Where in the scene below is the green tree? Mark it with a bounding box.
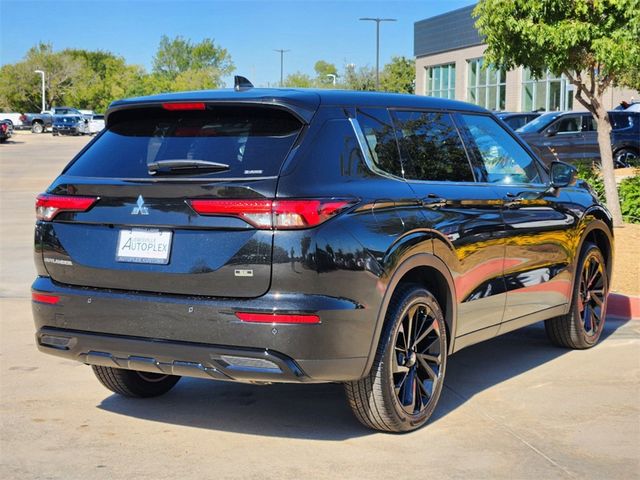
[152,35,234,88]
[284,72,314,88]
[342,64,376,91]
[0,43,83,112]
[474,0,640,226]
[380,56,414,94]
[314,60,338,86]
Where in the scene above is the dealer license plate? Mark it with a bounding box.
[116,228,172,264]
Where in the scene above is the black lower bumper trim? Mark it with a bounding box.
[37,327,308,384]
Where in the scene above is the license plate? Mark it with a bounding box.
[116,228,172,264]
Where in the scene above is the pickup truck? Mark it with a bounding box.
[20,107,84,133]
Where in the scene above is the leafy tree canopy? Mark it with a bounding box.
[152,35,234,81]
[475,0,640,225]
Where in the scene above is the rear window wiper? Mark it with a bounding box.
[148,159,230,174]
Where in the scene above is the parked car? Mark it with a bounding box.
[32,86,613,433]
[516,110,639,167]
[20,107,84,133]
[87,114,105,135]
[0,120,13,143]
[1,112,28,130]
[52,115,88,136]
[496,111,541,130]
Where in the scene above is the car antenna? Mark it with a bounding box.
[234,76,254,91]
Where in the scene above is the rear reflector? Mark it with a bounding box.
[32,292,60,304]
[36,193,97,221]
[162,102,206,111]
[189,198,353,229]
[235,312,320,324]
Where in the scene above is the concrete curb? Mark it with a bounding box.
[607,293,640,320]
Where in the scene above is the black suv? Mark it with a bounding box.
[32,87,613,432]
[517,110,639,167]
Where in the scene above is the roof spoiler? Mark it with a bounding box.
[234,76,254,91]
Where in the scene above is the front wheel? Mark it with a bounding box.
[92,365,180,398]
[545,242,608,349]
[345,284,447,432]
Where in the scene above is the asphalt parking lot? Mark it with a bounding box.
[1,132,639,479]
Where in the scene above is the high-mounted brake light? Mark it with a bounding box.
[188,198,354,229]
[235,312,320,324]
[162,102,206,111]
[32,292,60,305]
[36,194,97,221]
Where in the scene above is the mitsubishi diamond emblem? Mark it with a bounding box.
[131,195,149,215]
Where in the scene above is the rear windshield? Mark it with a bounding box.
[64,106,303,178]
[516,112,561,133]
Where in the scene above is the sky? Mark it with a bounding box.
[0,0,476,87]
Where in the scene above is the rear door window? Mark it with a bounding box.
[64,105,303,178]
[356,108,403,177]
[392,110,474,182]
[459,114,543,184]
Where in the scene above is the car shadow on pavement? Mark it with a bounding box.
[97,317,629,440]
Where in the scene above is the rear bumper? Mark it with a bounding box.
[37,327,308,383]
[32,276,373,383]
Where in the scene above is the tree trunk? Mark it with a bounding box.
[593,102,624,226]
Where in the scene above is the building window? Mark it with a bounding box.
[467,58,506,111]
[522,69,573,112]
[425,63,456,99]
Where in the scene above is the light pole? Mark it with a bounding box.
[34,70,46,112]
[274,49,290,87]
[359,17,396,90]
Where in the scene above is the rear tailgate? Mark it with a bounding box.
[38,103,305,298]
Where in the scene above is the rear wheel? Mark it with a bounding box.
[31,121,44,134]
[545,242,608,349]
[345,284,447,432]
[614,148,638,168]
[92,365,180,397]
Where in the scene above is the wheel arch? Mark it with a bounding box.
[573,215,614,294]
[360,253,457,378]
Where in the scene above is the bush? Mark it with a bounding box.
[576,163,639,224]
[619,172,640,224]
[576,162,605,202]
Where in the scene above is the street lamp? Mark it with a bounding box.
[34,70,46,112]
[274,49,290,87]
[359,17,396,90]
[326,74,337,86]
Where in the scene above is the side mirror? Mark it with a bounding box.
[549,161,577,188]
[545,126,558,137]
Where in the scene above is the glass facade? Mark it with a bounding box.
[522,69,573,112]
[425,63,456,99]
[466,58,506,111]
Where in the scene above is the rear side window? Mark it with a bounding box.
[392,110,474,182]
[460,114,543,184]
[64,106,302,178]
[357,108,403,177]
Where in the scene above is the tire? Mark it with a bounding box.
[345,284,448,433]
[545,242,608,349]
[614,148,638,168]
[32,121,44,134]
[91,365,180,398]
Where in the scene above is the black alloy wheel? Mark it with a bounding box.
[392,301,444,416]
[345,285,447,432]
[545,242,608,349]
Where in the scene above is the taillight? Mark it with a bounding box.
[235,312,320,324]
[189,198,354,229]
[162,102,206,111]
[35,193,98,221]
[32,292,60,304]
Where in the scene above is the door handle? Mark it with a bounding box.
[421,194,447,208]
[503,192,524,209]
